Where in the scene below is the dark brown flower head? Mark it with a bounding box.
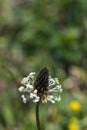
[34,67,49,95]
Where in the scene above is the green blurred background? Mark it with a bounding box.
[0,0,87,130]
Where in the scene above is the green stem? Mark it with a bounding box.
[36,102,41,130]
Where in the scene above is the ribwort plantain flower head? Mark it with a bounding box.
[18,67,62,104]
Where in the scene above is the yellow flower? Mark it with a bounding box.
[68,122,79,130]
[69,100,81,112]
[68,117,79,130]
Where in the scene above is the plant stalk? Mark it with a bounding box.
[36,102,41,130]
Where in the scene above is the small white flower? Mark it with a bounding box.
[18,67,62,104]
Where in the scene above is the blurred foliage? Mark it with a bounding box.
[0,0,87,130]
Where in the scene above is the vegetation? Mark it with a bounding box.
[0,0,87,130]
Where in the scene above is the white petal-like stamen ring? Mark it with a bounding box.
[18,72,62,104]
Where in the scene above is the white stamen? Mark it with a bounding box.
[57,85,62,89]
[30,93,37,99]
[33,89,37,94]
[57,96,61,101]
[26,84,33,90]
[21,77,29,85]
[29,72,35,76]
[54,96,61,102]
[55,78,59,84]
[33,96,40,102]
[49,78,55,86]
[21,95,27,103]
[59,88,63,93]
[51,100,55,103]
[47,97,55,103]
[18,86,24,92]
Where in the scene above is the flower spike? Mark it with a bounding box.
[18,67,62,104]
